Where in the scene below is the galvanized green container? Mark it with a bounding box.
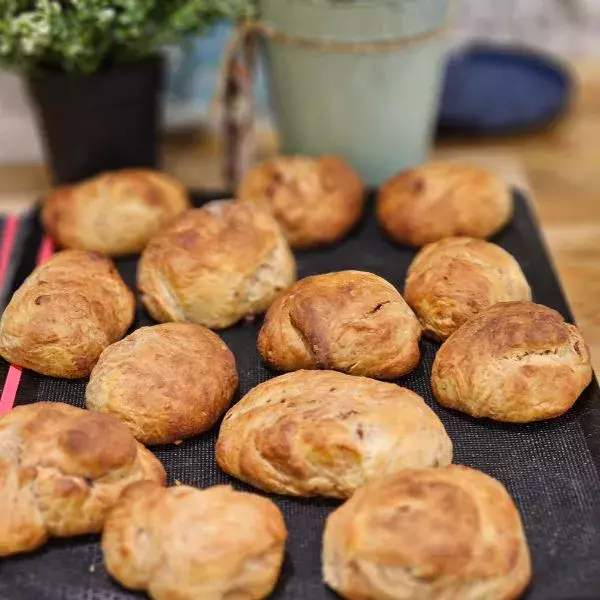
[259,0,452,185]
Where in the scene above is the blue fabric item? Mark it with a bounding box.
[166,22,270,118]
[438,45,572,136]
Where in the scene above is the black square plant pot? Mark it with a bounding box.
[27,57,164,185]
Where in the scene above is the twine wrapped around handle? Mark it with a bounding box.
[214,25,258,190]
[214,5,456,189]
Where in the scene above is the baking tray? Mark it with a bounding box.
[1,191,600,600]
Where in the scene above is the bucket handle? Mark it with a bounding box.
[214,3,456,189]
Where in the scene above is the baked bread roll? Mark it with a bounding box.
[103,482,286,600]
[86,323,238,445]
[237,155,365,249]
[258,271,421,379]
[377,162,513,246]
[42,169,190,256]
[138,200,296,329]
[0,250,135,378]
[0,402,166,557]
[323,465,531,600]
[216,370,452,498]
[405,237,531,341]
[432,302,592,422]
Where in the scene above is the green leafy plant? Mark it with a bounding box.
[0,0,250,73]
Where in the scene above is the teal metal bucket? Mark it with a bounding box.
[258,0,452,185]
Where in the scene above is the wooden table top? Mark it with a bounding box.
[1,57,599,370]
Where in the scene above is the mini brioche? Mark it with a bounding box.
[86,323,238,445]
[258,271,421,379]
[432,301,592,422]
[42,169,190,256]
[102,482,287,600]
[0,250,134,378]
[323,465,532,600]
[405,237,531,341]
[377,162,513,246]
[238,155,365,249]
[138,200,296,329]
[216,370,452,498]
[0,402,166,557]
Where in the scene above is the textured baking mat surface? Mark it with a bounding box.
[1,191,600,600]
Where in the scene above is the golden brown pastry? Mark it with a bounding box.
[42,169,190,256]
[0,402,166,557]
[323,465,531,600]
[432,302,592,422]
[0,250,135,378]
[138,200,296,329]
[258,271,421,379]
[377,162,513,246]
[102,482,287,600]
[216,370,452,498]
[86,323,238,445]
[237,155,365,249]
[405,237,531,341]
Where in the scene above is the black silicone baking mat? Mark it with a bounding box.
[1,191,600,600]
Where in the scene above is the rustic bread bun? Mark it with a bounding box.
[432,302,592,422]
[138,200,296,329]
[405,237,531,341]
[42,169,190,256]
[0,250,135,378]
[216,370,452,498]
[86,323,238,445]
[258,271,421,379]
[0,402,166,557]
[323,465,531,600]
[377,162,513,246]
[237,155,365,249]
[102,482,286,600]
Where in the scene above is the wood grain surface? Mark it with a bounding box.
[0,58,598,370]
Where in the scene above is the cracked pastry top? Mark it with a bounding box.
[86,323,238,445]
[42,169,190,256]
[138,200,297,329]
[432,301,592,422]
[257,270,421,379]
[0,402,166,557]
[102,483,286,600]
[237,155,365,249]
[377,162,513,247]
[405,237,531,341]
[322,465,532,600]
[216,370,452,498]
[0,249,135,378]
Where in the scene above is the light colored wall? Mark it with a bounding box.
[452,0,600,54]
[0,73,43,163]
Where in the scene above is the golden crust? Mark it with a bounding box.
[0,402,166,557]
[216,370,452,498]
[0,250,135,378]
[432,302,593,422]
[42,169,190,256]
[377,162,513,247]
[258,271,421,379]
[102,482,287,600]
[237,155,365,249]
[86,323,238,445]
[138,200,297,329]
[405,238,531,341]
[322,465,532,600]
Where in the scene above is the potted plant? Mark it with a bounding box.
[0,0,248,184]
